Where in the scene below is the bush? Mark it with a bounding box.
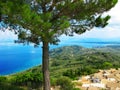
[56,76,74,90]
[0,84,24,90]
[50,77,57,87]
[0,76,7,83]
[11,72,43,89]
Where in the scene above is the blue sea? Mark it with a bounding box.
[0,38,120,75]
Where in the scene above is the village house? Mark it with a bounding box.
[75,68,120,90]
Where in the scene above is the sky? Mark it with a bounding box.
[77,0,120,39]
[0,0,120,41]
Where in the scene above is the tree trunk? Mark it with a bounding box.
[42,41,51,90]
[0,12,1,22]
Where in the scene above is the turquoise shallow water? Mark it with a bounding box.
[0,40,120,75]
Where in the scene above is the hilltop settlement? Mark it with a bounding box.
[74,68,120,90]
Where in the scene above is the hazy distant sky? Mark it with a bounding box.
[78,0,120,39]
[0,0,120,41]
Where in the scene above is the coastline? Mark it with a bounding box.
[0,43,120,75]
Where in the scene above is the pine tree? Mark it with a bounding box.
[0,0,118,90]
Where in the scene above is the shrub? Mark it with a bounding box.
[0,76,7,83]
[56,76,74,90]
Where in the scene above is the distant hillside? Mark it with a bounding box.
[11,45,120,78]
[50,45,96,60]
[50,45,120,60]
[17,45,120,78]
[1,45,120,90]
[95,45,120,56]
[48,45,120,78]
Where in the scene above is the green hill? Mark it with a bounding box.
[49,45,120,78]
[1,45,120,90]
[95,45,120,56]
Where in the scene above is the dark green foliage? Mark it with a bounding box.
[0,76,24,90]
[0,76,7,83]
[11,72,43,89]
[51,60,61,67]
[63,67,97,79]
[56,77,74,90]
[95,15,111,27]
[50,77,57,87]
[103,62,113,69]
[0,84,24,90]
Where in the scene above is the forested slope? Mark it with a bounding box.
[1,45,120,90]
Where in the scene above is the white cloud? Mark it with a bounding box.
[108,0,120,25]
[79,27,120,39]
[59,0,120,40]
[77,0,120,39]
[0,29,17,41]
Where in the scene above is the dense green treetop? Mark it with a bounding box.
[0,0,118,45]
